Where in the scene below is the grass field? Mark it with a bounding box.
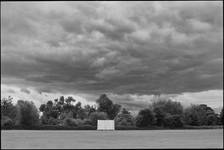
[1,129,223,149]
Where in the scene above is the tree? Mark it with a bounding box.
[136,109,155,127]
[221,108,223,125]
[120,108,130,114]
[16,100,39,126]
[150,97,184,127]
[65,96,76,105]
[163,114,184,128]
[59,96,65,105]
[89,112,108,126]
[1,96,17,123]
[84,104,96,116]
[153,107,166,126]
[96,94,121,119]
[1,116,14,128]
[183,104,217,126]
[207,114,217,125]
[150,97,183,115]
[115,108,135,126]
[184,107,200,126]
[110,104,122,119]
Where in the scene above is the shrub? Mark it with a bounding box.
[63,118,78,127]
[48,117,61,125]
[83,119,92,125]
[63,118,85,127]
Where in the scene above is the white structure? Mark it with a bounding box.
[97,120,115,130]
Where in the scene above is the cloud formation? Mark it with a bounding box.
[1,2,223,109]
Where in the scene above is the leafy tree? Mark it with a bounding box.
[89,112,108,126]
[84,104,96,116]
[39,96,77,124]
[183,104,217,126]
[65,96,76,105]
[150,97,183,127]
[120,108,130,114]
[221,108,223,125]
[184,107,200,126]
[16,100,39,126]
[150,97,183,115]
[39,104,46,112]
[136,109,155,127]
[163,114,184,128]
[1,96,17,121]
[153,107,166,126]
[59,96,65,105]
[115,108,135,126]
[1,116,14,128]
[96,94,121,119]
[207,114,217,125]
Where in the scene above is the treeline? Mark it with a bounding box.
[1,94,223,129]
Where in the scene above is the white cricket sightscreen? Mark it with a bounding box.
[97,120,115,130]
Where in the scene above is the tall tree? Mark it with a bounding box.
[136,108,155,127]
[16,100,39,126]
[115,108,135,126]
[96,94,121,119]
[1,96,17,121]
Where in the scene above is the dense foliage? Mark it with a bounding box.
[149,97,184,128]
[183,104,219,126]
[136,109,155,127]
[1,94,223,129]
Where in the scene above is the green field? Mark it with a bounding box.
[1,129,223,149]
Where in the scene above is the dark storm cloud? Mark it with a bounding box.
[1,2,223,103]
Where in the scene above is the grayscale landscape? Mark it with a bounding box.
[1,1,223,149]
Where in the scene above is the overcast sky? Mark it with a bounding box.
[1,1,223,112]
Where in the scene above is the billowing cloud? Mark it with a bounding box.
[1,2,223,109]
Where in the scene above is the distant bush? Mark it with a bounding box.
[63,118,78,127]
[48,117,61,125]
[83,119,92,125]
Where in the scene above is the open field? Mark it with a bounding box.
[1,129,223,149]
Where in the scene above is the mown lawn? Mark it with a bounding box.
[1,129,223,149]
